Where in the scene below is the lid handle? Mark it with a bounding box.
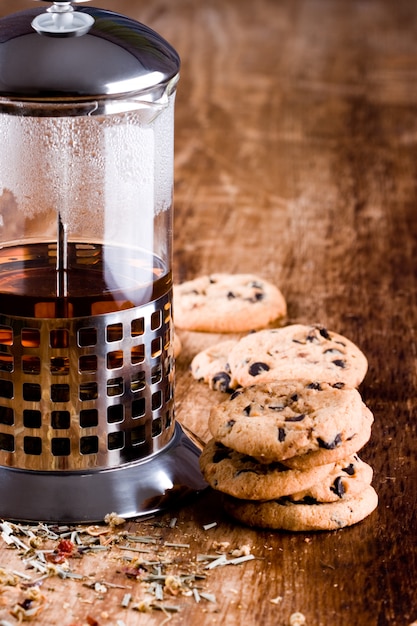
[31,0,94,37]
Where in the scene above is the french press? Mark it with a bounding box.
[0,0,206,522]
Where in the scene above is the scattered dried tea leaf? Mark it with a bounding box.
[104,513,126,527]
[86,526,110,537]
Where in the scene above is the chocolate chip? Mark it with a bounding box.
[342,463,355,476]
[331,382,345,389]
[235,469,259,477]
[290,394,299,402]
[285,414,305,422]
[243,404,252,416]
[212,372,232,393]
[332,359,346,368]
[330,476,346,498]
[212,444,231,463]
[227,291,236,299]
[248,362,270,376]
[307,382,322,390]
[230,389,243,400]
[319,327,331,340]
[225,419,236,430]
[247,292,264,303]
[278,427,286,442]
[318,433,342,449]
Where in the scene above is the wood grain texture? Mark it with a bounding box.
[0,1,416,625]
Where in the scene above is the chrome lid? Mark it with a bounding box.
[0,2,180,100]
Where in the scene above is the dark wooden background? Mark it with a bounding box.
[0,1,416,625]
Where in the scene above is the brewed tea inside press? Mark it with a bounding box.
[0,0,206,522]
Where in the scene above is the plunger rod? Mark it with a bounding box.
[56,213,69,318]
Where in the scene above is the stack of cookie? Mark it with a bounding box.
[200,380,377,531]
[174,274,378,531]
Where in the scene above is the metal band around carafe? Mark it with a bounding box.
[0,291,175,472]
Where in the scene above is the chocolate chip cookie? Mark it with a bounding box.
[223,485,378,531]
[199,439,334,500]
[228,324,368,388]
[173,273,287,332]
[208,380,367,463]
[190,339,238,392]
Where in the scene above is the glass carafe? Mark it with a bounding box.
[0,0,206,523]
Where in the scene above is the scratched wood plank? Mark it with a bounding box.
[0,1,416,625]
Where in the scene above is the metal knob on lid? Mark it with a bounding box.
[0,3,206,523]
[31,0,95,37]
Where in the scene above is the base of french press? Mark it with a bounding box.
[0,423,207,524]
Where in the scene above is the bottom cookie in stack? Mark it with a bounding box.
[222,485,378,531]
[201,380,378,531]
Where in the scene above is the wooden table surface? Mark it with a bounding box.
[0,1,416,625]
